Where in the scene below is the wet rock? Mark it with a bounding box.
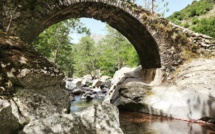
[81,90,97,99]
[71,88,83,95]
[91,87,101,93]
[82,86,92,91]
[208,119,215,124]
[101,87,109,93]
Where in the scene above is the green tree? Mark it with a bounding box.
[95,25,139,76]
[71,25,139,77]
[33,19,90,77]
[72,36,97,77]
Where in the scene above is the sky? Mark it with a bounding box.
[71,0,195,43]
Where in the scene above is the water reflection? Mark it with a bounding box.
[120,111,215,134]
[70,95,104,112]
[70,97,215,134]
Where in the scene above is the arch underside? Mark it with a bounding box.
[9,1,162,68]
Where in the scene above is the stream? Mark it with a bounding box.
[70,95,215,134]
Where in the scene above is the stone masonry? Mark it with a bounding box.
[0,0,215,83]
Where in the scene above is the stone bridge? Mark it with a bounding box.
[0,0,215,90]
[1,1,215,133]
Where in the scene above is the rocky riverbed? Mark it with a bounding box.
[1,34,215,133]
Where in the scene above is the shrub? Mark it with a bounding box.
[192,17,199,24]
[173,19,181,25]
[168,0,214,22]
[184,22,190,28]
[192,17,215,38]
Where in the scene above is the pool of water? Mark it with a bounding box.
[70,95,104,112]
[70,96,215,134]
[120,111,215,134]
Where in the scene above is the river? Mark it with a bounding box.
[70,95,215,134]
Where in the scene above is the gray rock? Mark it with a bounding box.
[99,75,111,82]
[92,79,102,88]
[13,85,69,120]
[100,79,112,89]
[0,99,24,134]
[71,88,83,95]
[106,59,215,120]
[16,68,64,89]
[65,78,82,90]
[21,102,123,134]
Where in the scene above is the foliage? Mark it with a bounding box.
[168,0,215,38]
[168,0,214,20]
[33,19,90,77]
[192,17,199,24]
[95,25,139,76]
[33,21,139,78]
[72,36,97,77]
[171,19,181,25]
[184,22,190,28]
[192,17,215,38]
[72,25,139,77]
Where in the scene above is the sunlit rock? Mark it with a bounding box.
[0,98,27,134]
[21,102,123,134]
[106,59,215,121]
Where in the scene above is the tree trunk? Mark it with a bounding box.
[151,0,154,14]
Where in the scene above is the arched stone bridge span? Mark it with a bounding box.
[1,0,161,69]
[1,0,215,79]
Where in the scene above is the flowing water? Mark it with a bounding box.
[70,95,104,112]
[70,96,215,134]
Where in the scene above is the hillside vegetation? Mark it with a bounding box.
[168,0,215,38]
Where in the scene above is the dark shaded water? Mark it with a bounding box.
[70,96,215,134]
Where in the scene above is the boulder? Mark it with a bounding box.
[105,59,215,121]
[99,75,111,82]
[0,34,69,132]
[0,99,25,134]
[71,88,83,95]
[91,87,101,93]
[82,75,93,86]
[81,91,93,100]
[100,79,112,90]
[65,78,82,90]
[78,102,123,134]
[82,86,92,91]
[0,34,64,93]
[83,74,93,81]
[21,102,123,134]
[13,85,69,120]
[92,79,102,88]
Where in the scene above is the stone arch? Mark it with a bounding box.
[1,0,214,81]
[0,0,161,69]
